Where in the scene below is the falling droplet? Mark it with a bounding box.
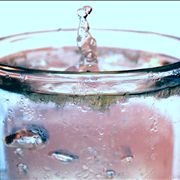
[49,149,79,163]
[17,163,28,175]
[105,169,116,179]
[76,5,98,71]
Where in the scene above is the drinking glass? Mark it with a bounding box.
[0,29,180,179]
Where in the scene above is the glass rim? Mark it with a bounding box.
[0,28,179,75]
[0,28,179,95]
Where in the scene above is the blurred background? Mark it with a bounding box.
[0,1,180,37]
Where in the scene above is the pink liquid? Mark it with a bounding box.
[3,94,174,179]
[0,47,177,72]
[1,47,179,179]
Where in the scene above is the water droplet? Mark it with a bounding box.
[14,148,23,157]
[96,174,102,178]
[76,170,90,179]
[151,144,155,151]
[120,146,134,163]
[98,128,104,136]
[123,156,133,163]
[54,171,61,177]
[44,174,50,179]
[105,169,116,179]
[150,118,158,133]
[76,5,98,71]
[87,147,97,157]
[49,149,79,163]
[82,172,89,179]
[102,144,106,151]
[150,153,156,160]
[4,124,49,149]
[19,74,26,82]
[17,163,28,175]
[121,108,126,112]
[82,165,89,170]
[43,166,52,172]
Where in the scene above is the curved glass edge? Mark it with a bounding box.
[0,28,179,95]
[1,28,180,41]
[0,28,180,74]
[0,62,179,95]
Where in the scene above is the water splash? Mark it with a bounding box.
[77,5,98,71]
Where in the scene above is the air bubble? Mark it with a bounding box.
[122,156,133,163]
[150,118,158,133]
[105,169,116,179]
[120,146,134,163]
[49,149,79,163]
[82,165,89,170]
[82,172,89,179]
[17,163,28,175]
[87,147,97,157]
[14,148,23,157]
[98,128,104,136]
[4,124,49,149]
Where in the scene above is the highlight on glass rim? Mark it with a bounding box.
[0,3,180,180]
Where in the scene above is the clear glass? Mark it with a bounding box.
[0,29,180,179]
